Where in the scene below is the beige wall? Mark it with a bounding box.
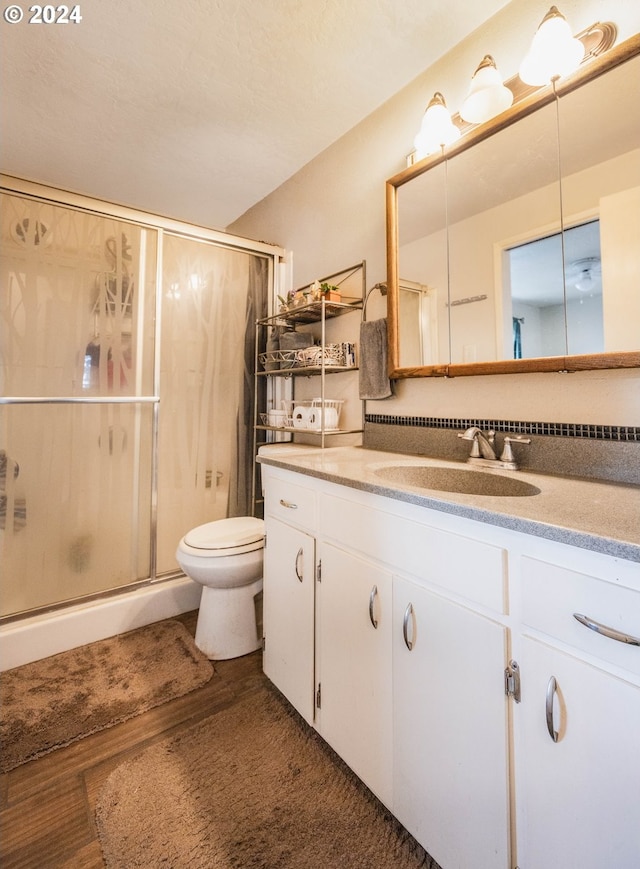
[230,0,640,425]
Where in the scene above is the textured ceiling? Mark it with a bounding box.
[1,0,512,229]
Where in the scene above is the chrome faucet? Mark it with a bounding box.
[458,427,497,460]
[458,427,531,471]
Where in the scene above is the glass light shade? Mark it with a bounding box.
[574,269,594,292]
[460,55,514,124]
[519,6,584,86]
[414,92,460,159]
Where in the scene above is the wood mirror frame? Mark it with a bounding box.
[386,32,640,378]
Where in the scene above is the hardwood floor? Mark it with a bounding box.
[0,612,268,869]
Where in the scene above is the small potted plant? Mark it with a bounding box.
[320,282,341,302]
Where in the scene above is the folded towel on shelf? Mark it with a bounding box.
[358,318,393,400]
[278,330,313,369]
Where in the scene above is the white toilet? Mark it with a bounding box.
[176,516,265,660]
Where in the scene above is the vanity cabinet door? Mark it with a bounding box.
[262,516,315,724]
[518,637,640,869]
[393,574,510,869]
[316,542,393,807]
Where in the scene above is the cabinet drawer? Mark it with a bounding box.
[320,493,506,612]
[521,556,640,677]
[264,474,316,531]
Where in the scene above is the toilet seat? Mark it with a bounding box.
[182,517,264,557]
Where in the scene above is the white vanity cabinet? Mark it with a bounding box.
[260,461,640,869]
[317,482,511,868]
[315,542,393,806]
[262,472,317,724]
[514,554,640,869]
[393,574,510,869]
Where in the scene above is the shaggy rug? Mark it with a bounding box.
[96,685,439,869]
[0,619,213,772]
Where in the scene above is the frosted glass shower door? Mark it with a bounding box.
[156,235,267,573]
[0,193,157,617]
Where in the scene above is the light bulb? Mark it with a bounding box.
[414,92,460,159]
[460,55,514,124]
[575,269,593,292]
[519,6,584,86]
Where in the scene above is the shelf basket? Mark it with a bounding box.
[296,344,345,368]
[259,343,355,371]
[258,349,299,371]
[291,399,344,431]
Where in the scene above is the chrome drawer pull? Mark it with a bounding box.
[573,613,640,646]
[279,498,298,509]
[546,676,559,743]
[295,547,303,582]
[402,603,414,651]
[369,585,378,629]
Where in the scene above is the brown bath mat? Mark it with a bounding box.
[96,685,439,869]
[0,619,213,772]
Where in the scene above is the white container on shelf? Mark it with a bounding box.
[308,398,343,430]
[268,409,287,427]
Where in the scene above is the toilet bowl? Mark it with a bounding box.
[176,516,265,660]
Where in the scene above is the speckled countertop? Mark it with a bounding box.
[258,444,640,563]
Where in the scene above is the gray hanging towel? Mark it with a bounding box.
[358,318,393,400]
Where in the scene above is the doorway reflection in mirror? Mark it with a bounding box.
[506,220,603,359]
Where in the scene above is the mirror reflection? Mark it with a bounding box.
[508,220,602,359]
[397,162,448,367]
[389,39,640,376]
[558,52,640,354]
[446,100,562,364]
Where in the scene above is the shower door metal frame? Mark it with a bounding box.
[0,174,284,621]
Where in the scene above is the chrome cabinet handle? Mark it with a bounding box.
[279,498,298,509]
[573,613,640,646]
[546,676,559,743]
[294,547,303,582]
[369,585,378,629]
[402,602,414,651]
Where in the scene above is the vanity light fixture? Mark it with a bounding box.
[407,13,614,167]
[519,5,584,86]
[413,92,460,159]
[460,55,513,124]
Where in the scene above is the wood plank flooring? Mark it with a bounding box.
[0,611,268,869]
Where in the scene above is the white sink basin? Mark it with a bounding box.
[374,464,541,497]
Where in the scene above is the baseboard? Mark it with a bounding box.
[0,577,202,671]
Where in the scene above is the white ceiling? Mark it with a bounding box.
[1,0,512,229]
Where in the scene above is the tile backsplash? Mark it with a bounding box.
[364,416,640,486]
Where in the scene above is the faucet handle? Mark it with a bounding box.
[500,436,531,463]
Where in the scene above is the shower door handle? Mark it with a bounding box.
[294,547,304,582]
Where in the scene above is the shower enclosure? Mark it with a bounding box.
[0,183,280,621]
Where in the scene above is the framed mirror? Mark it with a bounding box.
[386,33,640,377]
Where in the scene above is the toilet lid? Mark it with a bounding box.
[184,517,265,551]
